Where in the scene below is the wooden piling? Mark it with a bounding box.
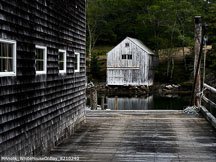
[90,88,97,110]
[115,96,118,110]
[193,16,202,106]
[101,96,105,110]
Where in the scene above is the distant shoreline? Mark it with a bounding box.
[86,83,192,96]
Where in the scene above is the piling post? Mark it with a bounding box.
[101,96,105,110]
[90,87,97,110]
[192,16,202,106]
[115,96,118,110]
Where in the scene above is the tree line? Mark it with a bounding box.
[87,0,216,81]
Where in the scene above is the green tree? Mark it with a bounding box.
[174,0,197,70]
[206,2,216,70]
[87,0,106,61]
[86,0,216,82]
[90,53,100,79]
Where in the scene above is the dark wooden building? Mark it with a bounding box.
[0,0,86,156]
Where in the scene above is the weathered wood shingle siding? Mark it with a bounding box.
[0,0,86,156]
[107,37,157,86]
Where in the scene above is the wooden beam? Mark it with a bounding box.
[204,83,216,94]
[200,106,216,129]
[201,95,216,108]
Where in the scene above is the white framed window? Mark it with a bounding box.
[74,52,80,73]
[0,39,16,77]
[35,45,47,74]
[122,54,132,60]
[122,54,127,59]
[58,49,67,73]
[128,54,132,60]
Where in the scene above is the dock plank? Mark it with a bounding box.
[48,110,216,161]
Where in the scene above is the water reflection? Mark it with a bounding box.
[107,96,153,110]
[87,93,191,110]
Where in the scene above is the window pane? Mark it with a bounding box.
[59,52,64,70]
[0,42,13,72]
[0,43,13,58]
[59,62,64,70]
[36,49,43,60]
[74,54,78,70]
[59,52,64,61]
[122,54,127,59]
[128,55,132,59]
[0,58,13,72]
[36,60,44,71]
[36,48,45,72]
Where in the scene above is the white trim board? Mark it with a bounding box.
[0,38,17,77]
[74,52,80,73]
[35,45,47,75]
[58,49,67,73]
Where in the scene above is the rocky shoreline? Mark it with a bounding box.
[86,82,192,96]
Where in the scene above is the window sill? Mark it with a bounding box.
[36,71,46,75]
[0,72,16,77]
[59,70,67,74]
[107,67,140,70]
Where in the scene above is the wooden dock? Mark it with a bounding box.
[49,110,216,161]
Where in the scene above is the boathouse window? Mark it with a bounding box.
[122,54,132,59]
[74,52,80,72]
[128,54,132,60]
[122,54,127,59]
[58,49,67,73]
[0,39,16,76]
[35,45,47,74]
[125,43,129,47]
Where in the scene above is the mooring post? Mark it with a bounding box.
[90,87,97,110]
[101,96,105,110]
[191,16,202,106]
[115,96,118,110]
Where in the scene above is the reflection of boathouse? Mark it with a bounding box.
[107,96,154,110]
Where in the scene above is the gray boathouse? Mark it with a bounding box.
[107,37,158,86]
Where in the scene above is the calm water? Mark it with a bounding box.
[87,93,191,110]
